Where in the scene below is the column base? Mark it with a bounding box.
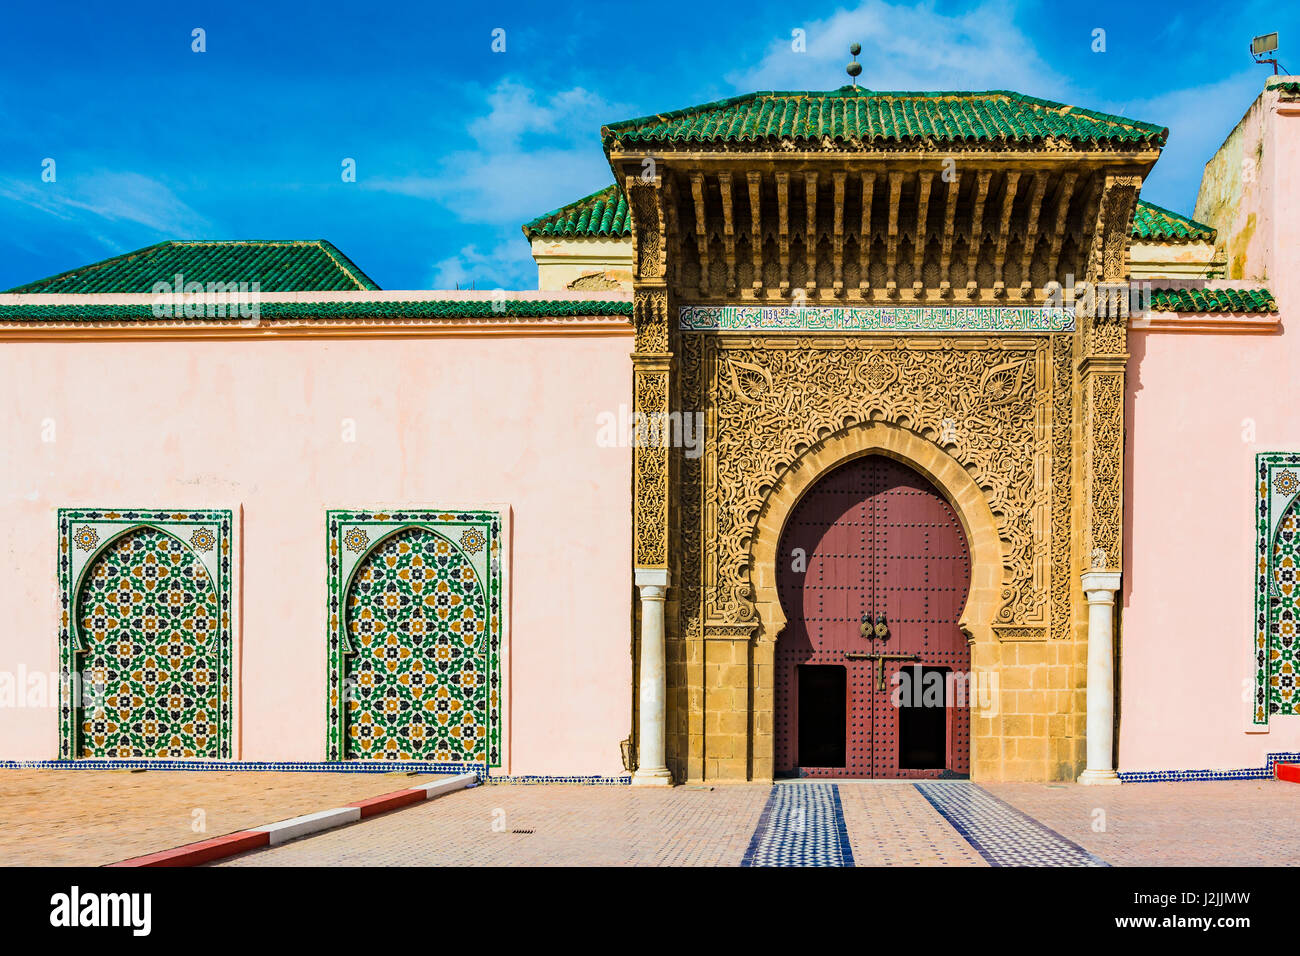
[1077,768,1121,786]
[631,768,674,788]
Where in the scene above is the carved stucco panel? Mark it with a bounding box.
[633,367,670,568]
[679,334,1072,640]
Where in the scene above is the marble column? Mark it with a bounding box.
[632,567,672,786]
[1078,569,1123,785]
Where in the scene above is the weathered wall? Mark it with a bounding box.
[0,332,633,776]
[1193,77,1300,283]
[530,237,634,292]
[1128,239,1218,280]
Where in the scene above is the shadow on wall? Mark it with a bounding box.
[1122,330,1147,612]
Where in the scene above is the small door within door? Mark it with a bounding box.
[897,665,949,770]
[797,665,847,768]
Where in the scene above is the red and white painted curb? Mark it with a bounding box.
[108,771,478,867]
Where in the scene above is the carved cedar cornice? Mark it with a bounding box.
[831,172,846,296]
[965,171,992,299]
[747,172,762,298]
[804,172,819,293]
[1016,173,1048,298]
[718,171,735,293]
[1046,171,1079,281]
[992,171,1021,295]
[631,157,1155,308]
[885,172,904,297]
[626,172,668,283]
[939,169,961,296]
[912,171,934,294]
[859,171,876,293]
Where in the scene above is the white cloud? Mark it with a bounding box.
[1105,70,1264,209]
[430,235,535,290]
[0,171,208,236]
[466,80,616,151]
[730,0,1069,98]
[366,79,633,228]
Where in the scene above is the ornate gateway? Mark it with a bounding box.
[607,87,1160,783]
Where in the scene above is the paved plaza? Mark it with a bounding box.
[0,769,444,866]
[214,778,1300,868]
[2,770,1294,867]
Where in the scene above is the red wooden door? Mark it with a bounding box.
[775,455,971,778]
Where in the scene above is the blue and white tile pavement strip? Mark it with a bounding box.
[741,783,856,867]
[915,781,1109,867]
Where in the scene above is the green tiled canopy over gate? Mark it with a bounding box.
[600,87,1169,149]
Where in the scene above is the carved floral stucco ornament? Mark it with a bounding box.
[678,333,1076,644]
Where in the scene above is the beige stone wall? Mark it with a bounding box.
[1128,239,1220,280]
[530,237,633,291]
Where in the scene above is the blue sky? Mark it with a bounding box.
[0,0,1294,291]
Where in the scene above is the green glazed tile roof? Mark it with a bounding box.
[5,240,380,293]
[602,88,1167,149]
[1149,287,1276,313]
[1131,200,1216,241]
[524,185,631,239]
[0,299,633,323]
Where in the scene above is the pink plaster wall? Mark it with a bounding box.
[1122,81,1300,772]
[0,333,633,775]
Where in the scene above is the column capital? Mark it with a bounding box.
[1080,569,1122,597]
[634,567,670,591]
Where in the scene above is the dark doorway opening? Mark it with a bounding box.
[898,666,949,769]
[797,665,846,768]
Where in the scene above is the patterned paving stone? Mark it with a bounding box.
[985,779,1300,867]
[185,777,1300,867]
[837,782,988,866]
[915,781,1108,866]
[741,783,855,867]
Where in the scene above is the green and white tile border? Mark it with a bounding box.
[325,507,509,768]
[56,507,237,759]
[1255,454,1300,725]
[678,305,1076,333]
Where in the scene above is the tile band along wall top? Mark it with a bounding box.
[678,305,1076,333]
